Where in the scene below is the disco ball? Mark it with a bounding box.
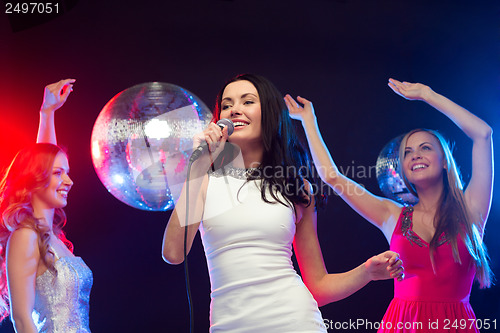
[91,82,212,211]
[376,135,418,205]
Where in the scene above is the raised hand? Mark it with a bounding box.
[284,94,316,122]
[40,78,76,113]
[365,251,404,282]
[37,78,75,144]
[388,78,432,101]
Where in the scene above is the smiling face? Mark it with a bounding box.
[219,80,263,150]
[402,131,446,187]
[31,151,73,213]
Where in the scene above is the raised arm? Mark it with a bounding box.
[293,190,403,307]
[162,123,229,264]
[37,79,75,144]
[388,79,493,228]
[284,95,402,241]
[6,229,40,333]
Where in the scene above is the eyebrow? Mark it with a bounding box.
[405,142,433,149]
[221,93,258,102]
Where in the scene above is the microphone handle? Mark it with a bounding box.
[189,144,206,164]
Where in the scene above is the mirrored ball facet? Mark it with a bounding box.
[91,82,212,211]
[376,135,418,205]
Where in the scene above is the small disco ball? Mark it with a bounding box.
[376,135,418,205]
[91,82,212,211]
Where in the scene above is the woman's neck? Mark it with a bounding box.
[414,181,444,214]
[237,142,264,169]
[33,208,55,230]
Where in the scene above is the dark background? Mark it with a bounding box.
[0,0,499,332]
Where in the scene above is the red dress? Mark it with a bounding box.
[378,206,478,333]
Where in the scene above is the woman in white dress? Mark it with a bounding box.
[162,74,404,332]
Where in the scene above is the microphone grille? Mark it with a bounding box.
[217,118,234,136]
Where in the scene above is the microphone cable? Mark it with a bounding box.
[140,123,195,333]
[182,119,234,333]
[184,159,195,333]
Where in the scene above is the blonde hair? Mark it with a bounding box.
[399,129,492,288]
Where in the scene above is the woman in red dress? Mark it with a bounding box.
[286,78,493,332]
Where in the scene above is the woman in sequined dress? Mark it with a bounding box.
[285,78,493,332]
[0,79,93,332]
[162,73,404,332]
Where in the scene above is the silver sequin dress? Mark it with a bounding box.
[32,246,93,332]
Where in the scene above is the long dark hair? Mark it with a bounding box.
[0,143,74,321]
[399,129,493,288]
[212,73,326,210]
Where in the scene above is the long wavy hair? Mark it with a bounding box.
[211,73,326,211]
[399,129,493,288]
[0,143,74,321]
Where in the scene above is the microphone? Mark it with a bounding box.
[215,118,235,136]
[189,118,234,163]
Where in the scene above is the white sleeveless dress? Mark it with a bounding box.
[200,166,326,332]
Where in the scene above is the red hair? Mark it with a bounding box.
[0,143,73,321]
